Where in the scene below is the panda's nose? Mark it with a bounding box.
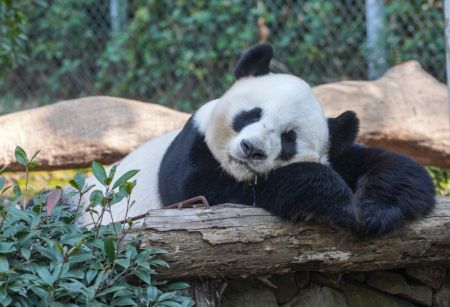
[240,139,267,160]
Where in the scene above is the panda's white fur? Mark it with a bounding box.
[75,73,329,225]
[74,130,178,225]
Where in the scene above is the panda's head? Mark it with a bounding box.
[204,44,329,182]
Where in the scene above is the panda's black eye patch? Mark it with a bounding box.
[279,130,297,160]
[232,107,262,132]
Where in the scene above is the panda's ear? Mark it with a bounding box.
[234,43,273,79]
[328,111,360,156]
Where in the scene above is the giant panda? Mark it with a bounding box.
[76,43,435,237]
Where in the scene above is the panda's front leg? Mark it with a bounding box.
[331,145,436,237]
[255,162,361,233]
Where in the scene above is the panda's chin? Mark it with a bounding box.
[227,155,263,181]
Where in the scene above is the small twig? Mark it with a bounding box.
[117,195,210,224]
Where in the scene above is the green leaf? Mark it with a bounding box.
[114,258,130,269]
[27,161,39,170]
[0,243,16,253]
[104,237,115,263]
[74,173,85,191]
[85,269,98,284]
[148,247,169,255]
[166,282,190,290]
[96,286,127,297]
[135,269,151,285]
[36,267,54,285]
[68,253,95,264]
[0,165,7,175]
[13,185,21,199]
[147,286,159,301]
[150,258,169,268]
[69,179,80,191]
[180,299,195,307]
[159,301,183,307]
[20,247,31,260]
[111,297,137,306]
[15,146,28,166]
[54,242,64,255]
[89,190,104,208]
[29,149,41,162]
[112,170,139,190]
[106,164,118,186]
[92,161,107,185]
[0,255,9,272]
[124,181,136,195]
[0,177,5,191]
[158,292,177,302]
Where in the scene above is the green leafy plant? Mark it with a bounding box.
[0,147,194,306]
[427,166,450,196]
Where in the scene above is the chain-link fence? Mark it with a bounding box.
[0,0,445,114]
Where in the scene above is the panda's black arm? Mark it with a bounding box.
[331,144,436,236]
[254,162,361,234]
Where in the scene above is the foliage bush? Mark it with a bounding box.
[0,0,30,71]
[428,166,450,196]
[0,147,194,306]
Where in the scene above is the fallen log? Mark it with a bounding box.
[131,197,450,280]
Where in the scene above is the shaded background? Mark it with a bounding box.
[0,0,445,114]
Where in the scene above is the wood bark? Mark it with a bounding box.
[0,61,448,170]
[129,197,450,280]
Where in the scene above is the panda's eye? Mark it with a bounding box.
[281,130,297,143]
[279,130,297,161]
[232,107,263,132]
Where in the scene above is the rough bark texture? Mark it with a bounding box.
[130,197,450,280]
[0,61,448,170]
[0,96,189,171]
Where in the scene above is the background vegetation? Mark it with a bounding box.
[0,0,445,113]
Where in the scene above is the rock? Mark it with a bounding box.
[404,266,446,289]
[0,96,190,170]
[434,278,450,307]
[1,61,448,170]
[269,273,300,304]
[366,271,433,306]
[295,271,311,289]
[311,272,344,290]
[220,279,278,307]
[344,272,365,283]
[343,282,416,307]
[285,285,348,307]
[315,61,450,167]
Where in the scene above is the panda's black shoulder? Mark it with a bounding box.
[158,114,251,206]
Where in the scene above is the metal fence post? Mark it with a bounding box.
[110,0,128,34]
[366,0,387,80]
[445,0,450,121]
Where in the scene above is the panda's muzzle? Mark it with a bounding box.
[228,155,259,174]
[240,139,267,161]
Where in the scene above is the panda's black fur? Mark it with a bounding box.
[159,44,435,237]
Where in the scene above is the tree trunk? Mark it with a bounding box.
[129,197,450,280]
